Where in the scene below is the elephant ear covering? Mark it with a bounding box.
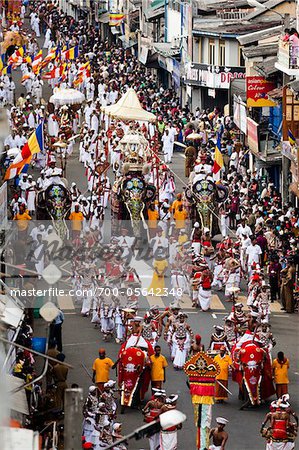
[215,185,229,203]
[123,163,130,174]
[185,187,195,203]
[142,163,150,175]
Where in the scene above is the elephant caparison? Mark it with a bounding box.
[185,178,228,235]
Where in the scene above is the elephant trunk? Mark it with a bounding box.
[125,199,145,237]
[196,203,212,232]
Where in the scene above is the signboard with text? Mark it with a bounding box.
[246,76,276,107]
[185,63,245,89]
[233,95,247,134]
[247,117,259,155]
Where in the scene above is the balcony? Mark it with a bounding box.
[275,39,299,76]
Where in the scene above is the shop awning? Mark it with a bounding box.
[255,57,278,77]
[98,12,110,23]
[288,79,299,94]
[144,6,164,21]
[118,35,137,48]
[267,86,283,100]
[150,0,165,9]
[0,294,24,329]
[152,42,180,58]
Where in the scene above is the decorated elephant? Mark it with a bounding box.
[1,31,28,55]
[118,336,153,413]
[36,183,71,238]
[185,178,228,235]
[232,341,275,409]
[112,171,156,237]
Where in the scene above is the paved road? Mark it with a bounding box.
[8,32,299,450]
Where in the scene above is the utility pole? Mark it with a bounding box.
[282,13,290,204]
[64,388,84,450]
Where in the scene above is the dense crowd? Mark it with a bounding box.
[1,1,298,449]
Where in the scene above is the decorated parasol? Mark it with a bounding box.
[102,88,156,122]
[49,88,85,106]
[186,133,202,141]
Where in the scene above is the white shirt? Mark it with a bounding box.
[236,224,252,238]
[246,244,262,265]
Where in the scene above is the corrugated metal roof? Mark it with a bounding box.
[193,18,281,36]
[152,42,180,57]
[237,25,282,45]
[242,43,278,58]
[255,57,279,76]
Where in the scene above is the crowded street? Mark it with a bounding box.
[0,0,299,449]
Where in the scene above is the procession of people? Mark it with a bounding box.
[1,1,298,449]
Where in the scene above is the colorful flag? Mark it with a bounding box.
[8,46,25,65]
[42,66,60,79]
[2,65,12,75]
[24,55,32,64]
[4,155,32,180]
[59,62,68,81]
[63,45,79,60]
[212,134,224,174]
[0,54,5,72]
[109,12,125,26]
[32,50,43,74]
[4,123,44,180]
[288,129,296,146]
[21,73,32,82]
[41,48,57,68]
[73,73,84,87]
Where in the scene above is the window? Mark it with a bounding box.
[208,39,215,65]
[239,45,245,67]
[198,38,202,63]
[219,40,225,66]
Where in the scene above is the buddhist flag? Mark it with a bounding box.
[24,55,32,64]
[63,45,79,60]
[21,73,32,82]
[8,46,25,65]
[109,12,125,26]
[4,123,44,180]
[2,65,12,75]
[41,48,56,68]
[0,54,5,72]
[42,66,60,79]
[32,50,43,74]
[59,62,68,81]
[288,129,296,146]
[212,133,224,175]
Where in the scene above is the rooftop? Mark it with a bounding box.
[192,17,282,36]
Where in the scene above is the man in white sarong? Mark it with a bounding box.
[161,129,174,163]
[26,176,36,215]
[160,395,180,450]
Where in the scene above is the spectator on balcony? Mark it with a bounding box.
[289,28,299,66]
[282,28,290,42]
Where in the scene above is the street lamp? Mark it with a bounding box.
[103,409,187,449]
[247,0,284,20]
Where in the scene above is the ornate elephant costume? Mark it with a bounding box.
[112,172,155,236]
[185,178,228,235]
[118,336,153,410]
[36,183,71,238]
[232,341,275,407]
